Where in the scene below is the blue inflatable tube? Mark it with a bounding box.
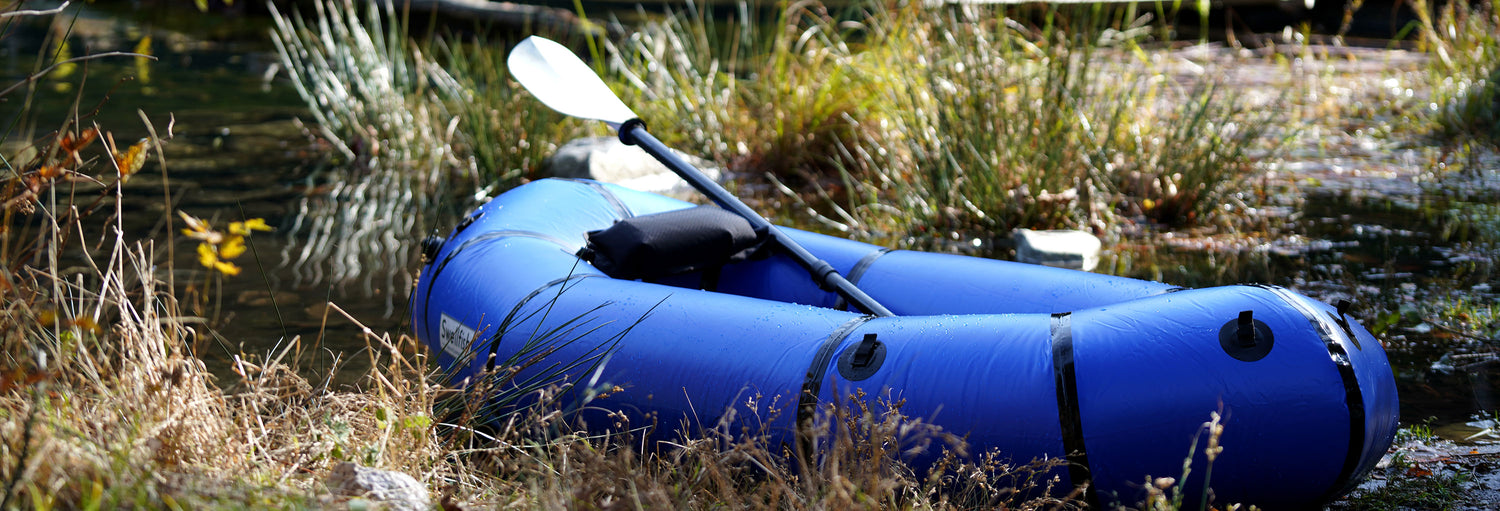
[412,178,1398,508]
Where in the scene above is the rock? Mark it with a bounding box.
[326,462,431,511]
[1013,228,1101,272]
[544,137,721,199]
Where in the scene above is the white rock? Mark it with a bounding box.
[1013,228,1101,272]
[327,462,431,511]
[544,136,721,198]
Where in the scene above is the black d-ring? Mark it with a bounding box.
[1220,310,1275,362]
[838,333,886,381]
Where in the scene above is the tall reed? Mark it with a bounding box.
[609,0,886,184]
[269,0,476,308]
[431,34,590,186]
[608,1,1277,249]
[1412,0,1500,146]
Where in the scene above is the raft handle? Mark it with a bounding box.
[852,334,880,367]
[1237,311,1257,347]
[421,234,445,264]
[1331,300,1362,350]
[455,210,482,234]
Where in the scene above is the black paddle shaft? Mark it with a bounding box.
[617,119,895,318]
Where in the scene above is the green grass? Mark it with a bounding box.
[431,34,591,186]
[599,1,1282,252]
[269,0,1499,255]
[1412,0,1500,147]
[867,4,1277,240]
[1340,470,1468,511]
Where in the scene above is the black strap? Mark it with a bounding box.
[1051,312,1096,505]
[699,265,724,291]
[795,317,874,458]
[1259,286,1369,505]
[831,248,891,311]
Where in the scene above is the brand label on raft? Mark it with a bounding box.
[439,313,477,359]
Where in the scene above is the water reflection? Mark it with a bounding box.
[1,3,397,381]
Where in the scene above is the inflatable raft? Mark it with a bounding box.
[412,178,1398,508]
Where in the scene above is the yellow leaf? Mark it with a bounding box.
[197,243,218,269]
[220,236,246,259]
[60,127,99,155]
[134,36,152,85]
[72,317,102,336]
[115,139,150,181]
[213,260,242,276]
[36,164,65,179]
[36,309,57,327]
[49,39,75,80]
[229,217,273,235]
[178,211,222,243]
[179,211,208,232]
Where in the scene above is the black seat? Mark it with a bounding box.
[579,206,767,281]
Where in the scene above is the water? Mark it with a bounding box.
[1,3,396,381]
[8,4,1498,433]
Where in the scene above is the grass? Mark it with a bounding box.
[267,0,483,306]
[599,1,1284,253]
[1340,471,1469,511]
[431,34,590,187]
[265,0,1499,253]
[866,4,1279,241]
[0,226,1088,509]
[1411,0,1500,147]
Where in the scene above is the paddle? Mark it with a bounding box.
[508,36,894,318]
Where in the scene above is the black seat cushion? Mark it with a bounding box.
[579,206,767,280]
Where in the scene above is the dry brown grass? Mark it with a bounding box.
[0,177,1080,508]
[0,216,1083,508]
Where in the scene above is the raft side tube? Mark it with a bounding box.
[471,275,863,444]
[1071,286,1350,508]
[411,179,1400,508]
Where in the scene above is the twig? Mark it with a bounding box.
[0,52,156,99]
[0,1,69,19]
[136,110,177,341]
[1427,319,1500,345]
[1458,357,1499,371]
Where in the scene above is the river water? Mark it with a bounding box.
[1,3,392,379]
[5,3,1497,440]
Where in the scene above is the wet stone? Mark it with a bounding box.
[544,136,721,198]
[325,462,431,511]
[1013,228,1102,272]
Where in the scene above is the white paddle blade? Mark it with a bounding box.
[508,36,637,126]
